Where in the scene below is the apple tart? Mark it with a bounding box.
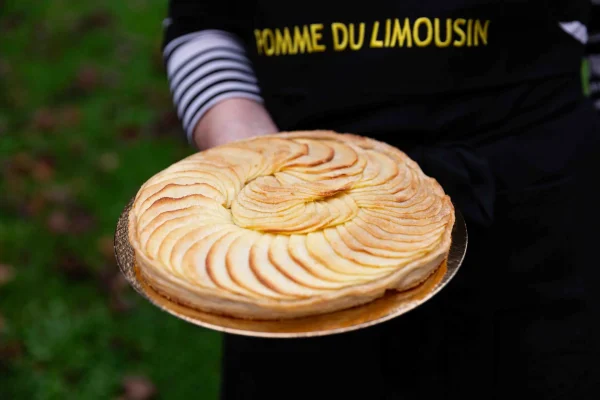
[128,131,455,320]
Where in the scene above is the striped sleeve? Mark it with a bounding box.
[162,1,261,143]
[587,0,600,109]
[163,30,263,142]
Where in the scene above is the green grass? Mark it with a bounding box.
[0,1,221,399]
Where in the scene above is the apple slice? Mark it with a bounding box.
[322,194,358,227]
[137,182,226,214]
[226,231,290,299]
[273,172,358,198]
[205,230,258,297]
[335,224,441,258]
[291,140,358,174]
[321,228,425,268]
[306,231,397,274]
[249,234,321,297]
[137,195,228,231]
[156,223,233,279]
[180,227,240,288]
[288,234,369,283]
[351,150,399,189]
[142,171,231,204]
[248,201,334,234]
[353,214,446,239]
[230,202,307,229]
[144,213,228,258]
[269,235,355,289]
[341,222,443,249]
[138,204,230,246]
[357,209,450,233]
[171,224,237,279]
[228,136,308,173]
[281,139,335,168]
[350,163,412,195]
[364,198,444,220]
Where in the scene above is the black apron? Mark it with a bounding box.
[220,1,600,398]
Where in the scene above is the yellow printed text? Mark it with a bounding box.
[254,18,490,56]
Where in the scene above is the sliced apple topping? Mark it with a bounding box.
[130,131,455,311]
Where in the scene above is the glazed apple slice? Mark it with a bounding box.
[140,170,231,205]
[230,202,307,230]
[352,216,446,241]
[249,201,334,234]
[322,194,358,227]
[137,182,226,214]
[306,231,397,274]
[365,198,445,220]
[341,222,443,250]
[180,227,240,288]
[228,136,309,173]
[249,234,320,297]
[204,230,258,297]
[352,150,399,189]
[350,162,412,194]
[321,228,426,268]
[281,139,334,168]
[170,224,237,279]
[357,209,450,232]
[248,176,321,203]
[335,224,441,258]
[269,234,355,289]
[273,172,358,198]
[226,231,290,299]
[138,203,230,246]
[291,140,358,174]
[352,182,434,210]
[288,234,369,283]
[182,162,244,195]
[158,223,234,279]
[144,213,229,259]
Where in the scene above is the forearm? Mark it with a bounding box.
[192,97,278,150]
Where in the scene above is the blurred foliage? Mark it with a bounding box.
[0,1,221,399]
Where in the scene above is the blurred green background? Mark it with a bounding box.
[0,2,593,399]
[0,1,222,399]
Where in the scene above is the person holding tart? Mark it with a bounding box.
[152,1,600,398]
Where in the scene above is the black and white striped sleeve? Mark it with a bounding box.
[162,1,262,143]
[587,1,600,110]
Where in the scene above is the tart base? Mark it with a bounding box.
[115,197,467,338]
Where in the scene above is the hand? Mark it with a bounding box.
[192,98,279,150]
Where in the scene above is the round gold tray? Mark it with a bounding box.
[115,198,467,338]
